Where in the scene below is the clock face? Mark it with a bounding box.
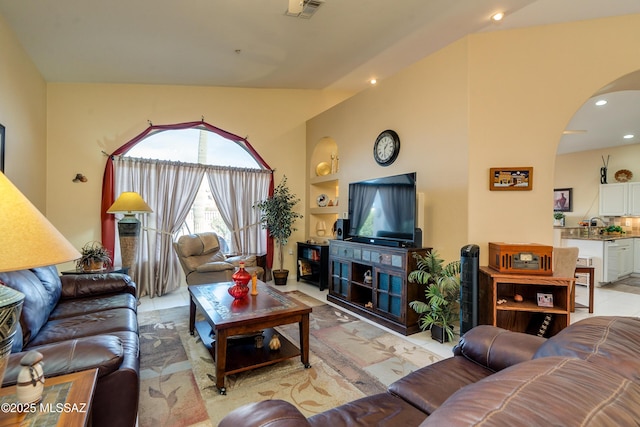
[373,130,400,166]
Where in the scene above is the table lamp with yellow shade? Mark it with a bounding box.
[107,192,153,275]
[0,172,81,385]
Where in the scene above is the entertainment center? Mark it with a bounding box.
[327,240,429,335]
[326,171,429,335]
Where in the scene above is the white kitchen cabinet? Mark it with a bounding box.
[634,239,640,273]
[618,239,634,278]
[628,183,640,215]
[599,182,640,216]
[599,183,628,216]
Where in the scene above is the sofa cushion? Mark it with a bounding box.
[0,268,61,351]
[421,357,640,426]
[49,293,137,320]
[534,316,640,382]
[308,392,427,427]
[25,307,137,348]
[3,335,124,386]
[388,356,493,415]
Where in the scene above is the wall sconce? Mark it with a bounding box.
[72,174,87,183]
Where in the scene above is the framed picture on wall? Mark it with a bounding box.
[0,124,5,173]
[553,187,572,212]
[489,167,533,191]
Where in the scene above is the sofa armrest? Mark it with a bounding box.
[60,273,136,299]
[453,325,546,372]
[219,400,311,427]
[2,335,124,387]
[195,261,235,273]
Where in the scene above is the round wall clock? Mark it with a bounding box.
[373,130,400,166]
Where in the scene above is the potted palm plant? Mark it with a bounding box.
[254,176,303,285]
[76,241,112,272]
[408,250,461,343]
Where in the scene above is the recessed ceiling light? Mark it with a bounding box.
[595,99,607,106]
[370,79,377,85]
[491,12,504,22]
[623,134,635,139]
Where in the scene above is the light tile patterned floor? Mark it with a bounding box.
[138,276,640,359]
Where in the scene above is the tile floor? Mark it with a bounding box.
[137,277,640,360]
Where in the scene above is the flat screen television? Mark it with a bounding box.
[347,172,420,248]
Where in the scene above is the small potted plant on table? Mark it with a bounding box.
[77,241,112,272]
[409,250,461,343]
[553,211,565,226]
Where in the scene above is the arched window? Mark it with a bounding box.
[102,121,272,298]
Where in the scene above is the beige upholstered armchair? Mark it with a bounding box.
[173,232,264,285]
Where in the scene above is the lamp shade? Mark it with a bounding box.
[0,172,81,272]
[107,192,153,214]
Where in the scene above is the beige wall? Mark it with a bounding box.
[45,83,352,271]
[0,13,47,208]
[307,14,640,265]
[555,144,640,226]
[307,38,470,262]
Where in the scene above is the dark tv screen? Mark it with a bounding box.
[348,172,417,246]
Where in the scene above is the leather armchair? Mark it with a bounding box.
[173,232,264,285]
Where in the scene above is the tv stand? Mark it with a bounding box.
[328,240,429,335]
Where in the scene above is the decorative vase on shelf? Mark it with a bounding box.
[228,262,251,300]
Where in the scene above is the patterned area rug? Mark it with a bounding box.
[138,291,442,426]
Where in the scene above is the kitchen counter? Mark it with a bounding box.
[559,226,638,241]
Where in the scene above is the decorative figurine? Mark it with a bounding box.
[16,350,45,404]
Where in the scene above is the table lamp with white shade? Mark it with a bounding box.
[0,172,81,385]
[107,192,153,274]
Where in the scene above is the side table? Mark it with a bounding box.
[0,368,98,427]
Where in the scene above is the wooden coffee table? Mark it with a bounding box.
[188,281,312,394]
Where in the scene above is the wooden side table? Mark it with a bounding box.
[479,266,572,337]
[573,266,594,313]
[0,369,97,427]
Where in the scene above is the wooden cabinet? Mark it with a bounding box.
[479,266,571,337]
[296,242,329,290]
[327,240,429,335]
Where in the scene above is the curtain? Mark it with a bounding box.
[102,120,274,264]
[349,184,378,235]
[206,167,271,254]
[114,156,205,297]
[378,185,414,236]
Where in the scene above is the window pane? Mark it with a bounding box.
[125,128,261,168]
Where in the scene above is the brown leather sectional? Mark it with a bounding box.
[0,266,139,427]
[219,316,640,426]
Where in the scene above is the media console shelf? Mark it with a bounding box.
[478,266,572,337]
[328,240,429,335]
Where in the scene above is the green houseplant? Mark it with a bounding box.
[553,211,565,226]
[408,250,461,343]
[76,241,112,272]
[254,176,303,285]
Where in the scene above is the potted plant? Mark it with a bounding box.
[408,250,461,343]
[76,241,112,272]
[254,176,303,285]
[553,211,565,226]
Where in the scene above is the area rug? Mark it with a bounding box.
[137,291,442,426]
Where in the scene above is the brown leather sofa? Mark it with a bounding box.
[0,266,139,427]
[219,316,640,426]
